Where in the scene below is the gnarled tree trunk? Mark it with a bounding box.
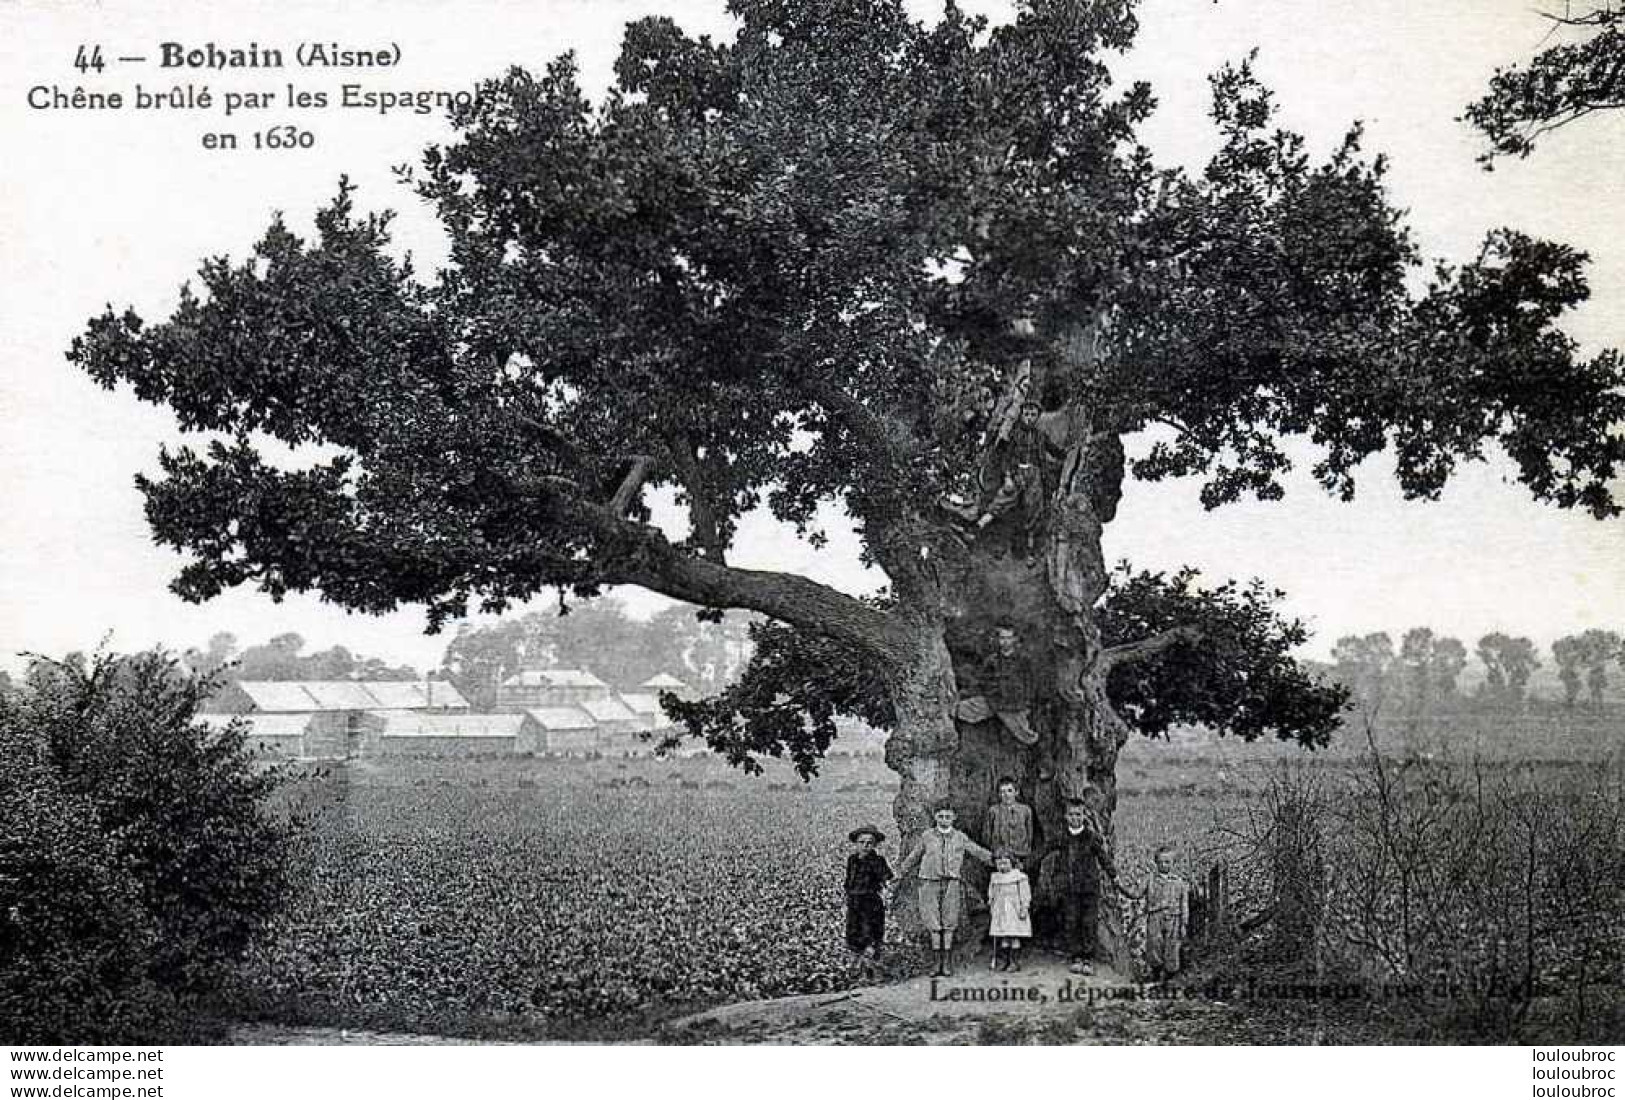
[883,428,1134,971]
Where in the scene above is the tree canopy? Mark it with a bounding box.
[1465,3,1624,162]
[68,0,1625,775]
[185,631,421,683]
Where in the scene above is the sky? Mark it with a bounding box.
[1,0,1622,678]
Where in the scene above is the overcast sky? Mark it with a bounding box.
[2,0,1622,677]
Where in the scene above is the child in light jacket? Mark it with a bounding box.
[894,804,994,977]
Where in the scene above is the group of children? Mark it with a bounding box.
[844,778,1189,981]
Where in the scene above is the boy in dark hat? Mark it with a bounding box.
[845,825,893,971]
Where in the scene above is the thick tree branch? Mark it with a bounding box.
[524,476,905,660]
[1096,625,1203,676]
[667,433,728,563]
[514,413,589,469]
[609,454,656,517]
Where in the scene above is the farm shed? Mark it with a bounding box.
[525,707,600,756]
[199,712,313,757]
[580,695,651,755]
[620,691,671,729]
[204,679,467,758]
[355,679,469,711]
[497,667,611,710]
[371,712,532,757]
[581,694,641,729]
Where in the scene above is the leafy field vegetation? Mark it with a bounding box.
[229,729,1625,1043]
[233,753,1249,1040]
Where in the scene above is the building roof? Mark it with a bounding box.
[233,682,329,711]
[525,707,598,731]
[300,681,381,710]
[620,692,663,716]
[500,668,607,690]
[360,680,469,710]
[374,713,528,738]
[201,712,312,739]
[641,673,688,690]
[232,680,468,712]
[581,696,637,723]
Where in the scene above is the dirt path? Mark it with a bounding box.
[229,1023,517,1045]
[661,953,1245,1044]
[229,953,1363,1045]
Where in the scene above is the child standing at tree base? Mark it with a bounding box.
[895,804,993,976]
[986,849,1032,971]
[844,825,892,972]
[984,776,1034,868]
[1036,796,1107,975]
[1143,844,1189,982]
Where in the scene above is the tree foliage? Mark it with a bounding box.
[1394,627,1470,713]
[668,567,1347,777]
[1552,629,1622,707]
[1331,632,1396,711]
[65,0,1624,786]
[0,731,165,1043]
[187,631,421,683]
[1477,632,1543,706]
[1465,4,1624,161]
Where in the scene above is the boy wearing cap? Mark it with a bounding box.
[845,825,893,964]
[894,805,994,976]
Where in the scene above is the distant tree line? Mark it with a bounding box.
[171,601,755,713]
[437,600,756,712]
[1324,628,1625,712]
[184,631,421,683]
[164,616,1624,720]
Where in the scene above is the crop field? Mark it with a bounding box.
[236,750,1254,1039]
[232,730,1625,1042]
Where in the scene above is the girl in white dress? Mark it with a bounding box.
[986,849,1032,971]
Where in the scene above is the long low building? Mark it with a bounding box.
[368,712,536,756]
[526,707,599,755]
[200,712,314,757]
[200,671,702,760]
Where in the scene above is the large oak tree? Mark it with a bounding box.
[72,0,1624,961]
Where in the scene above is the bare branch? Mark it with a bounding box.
[1096,625,1203,676]
[608,454,656,517]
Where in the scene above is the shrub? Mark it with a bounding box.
[1237,731,1625,1042]
[0,733,175,1043]
[0,651,296,1041]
